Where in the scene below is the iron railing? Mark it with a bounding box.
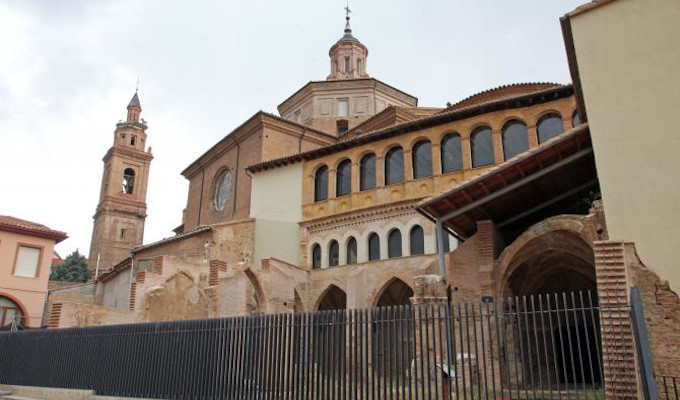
[0,291,633,399]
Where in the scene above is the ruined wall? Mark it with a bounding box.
[626,243,680,379]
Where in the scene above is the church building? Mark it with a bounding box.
[46,2,679,381]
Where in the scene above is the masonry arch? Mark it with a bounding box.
[244,269,265,314]
[0,293,28,328]
[373,277,414,308]
[497,219,601,387]
[316,284,347,311]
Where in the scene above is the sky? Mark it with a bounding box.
[0,0,586,258]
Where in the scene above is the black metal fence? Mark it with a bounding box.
[0,291,632,399]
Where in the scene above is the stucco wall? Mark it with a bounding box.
[0,230,56,327]
[251,163,303,267]
[570,0,680,292]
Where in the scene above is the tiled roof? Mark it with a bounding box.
[247,84,573,173]
[181,111,337,177]
[131,225,212,254]
[443,82,563,112]
[0,215,68,243]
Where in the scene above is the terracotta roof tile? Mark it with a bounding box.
[0,215,68,243]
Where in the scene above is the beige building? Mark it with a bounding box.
[562,0,680,294]
[0,216,67,328]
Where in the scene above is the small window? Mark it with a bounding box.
[336,159,352,196]
[441,133,463,173]
[357,59,362,75]
[344,57,350,73]
[502,120,529,160]
[120,229,127,239]
[360,153,376,191]
[338,99,349,117]
[14,245,41,278]
[337,120,349,136]
[537,113,564,143]
[294,110,302,123]
[410,225,425,255]
[572,110,581,127]
[346,237,357,265]
[131,136,136,146]
[388,229,402,258]
[311,244,321,269]
[122,168,135,194]
[412,140,433,179]
[329,241,339,267]
[314,166,329,202]
[385,146,404,185]
[368,233,380,261]
[471,126,494,167]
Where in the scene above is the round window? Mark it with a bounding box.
[213,171,232,211]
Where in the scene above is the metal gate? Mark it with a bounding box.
[0,290,649,399]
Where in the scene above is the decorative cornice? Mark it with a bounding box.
[303,198,425,234]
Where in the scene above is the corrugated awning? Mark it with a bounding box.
[417,123,597,240]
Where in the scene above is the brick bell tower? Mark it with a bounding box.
[88,91,153,272]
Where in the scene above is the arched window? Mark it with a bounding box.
[502,120,529,160]
[388,229,402,258]
[360,153,376,191]
[441,133,463,173]
[122,168,135,194]
[314,166,329,202]
[0,296,24,327]
[410,225,425,255]
[537,113,564,143]
[213,170,232,211]
[336,159,352,197]
[368,233,380,261]
[385,146,404,185]
[329,240,339,267]
[412,140,432,179]
[311,244,321,269]
[346,237,357,265]
[471,126,494,167]
[572,110,581,127]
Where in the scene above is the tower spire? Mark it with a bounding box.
[344,3,352,34]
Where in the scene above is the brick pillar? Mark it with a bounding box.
[476,220,498,298]
[411,274,450,391]
[209,260,226,286]
[594,241,638,399]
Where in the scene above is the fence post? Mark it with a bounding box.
[630,286,659,400]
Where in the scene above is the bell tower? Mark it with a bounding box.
[327,7,369,81]
[88,91,153,272]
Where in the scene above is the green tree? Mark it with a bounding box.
[50,250,92,283]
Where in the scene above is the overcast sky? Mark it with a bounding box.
[0,0,585,258]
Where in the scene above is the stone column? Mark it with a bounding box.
[461,137,472,170]
[410,274,451,397]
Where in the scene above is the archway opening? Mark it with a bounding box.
[317,285,346,311]
[314,285,347,375]
[501,230,602,389]
[373,278,414,380]
[0,295,25,328]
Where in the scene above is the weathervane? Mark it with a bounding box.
[135,73,140,93]
[344,2,351,19]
